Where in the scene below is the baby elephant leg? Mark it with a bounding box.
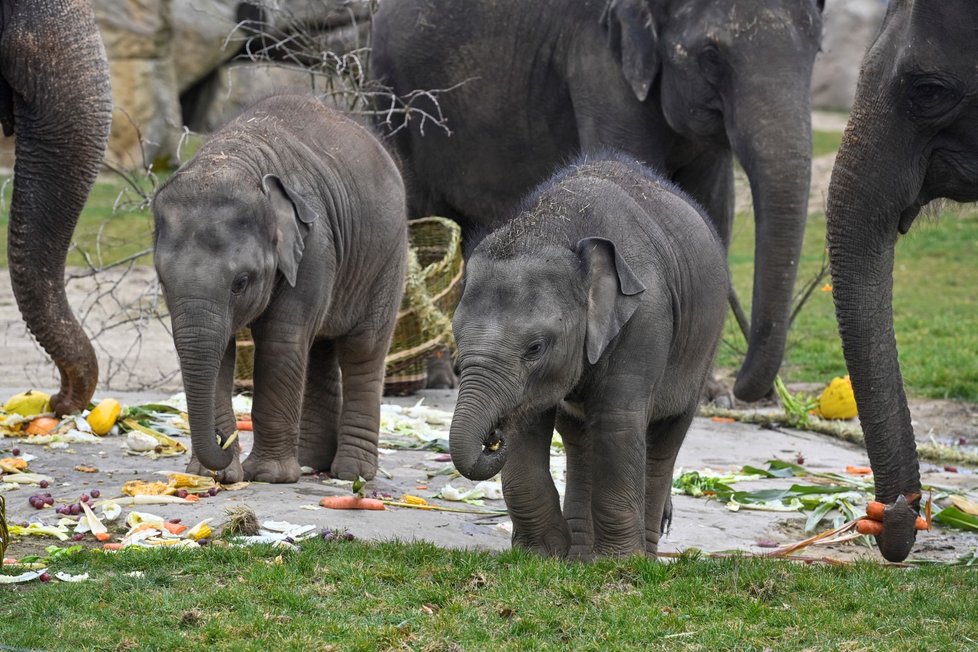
[503,408,570,557]
[556,409,593,560]
[297,339,343,472]
[330,337,388,481]
[645,409,696,555]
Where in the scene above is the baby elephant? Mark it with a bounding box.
[449,155,729,558]
[153,93,407,483]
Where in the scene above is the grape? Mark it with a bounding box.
[72,533,85,542]
[39,480,49,489]
[175,489,189,498]
[207,487,219,496]
[38,572,51,583]
[80,493,90,503]
[197,538,210,546]
[43,495,54,506]
[69,503,82,516]
[11,447,20,456]
[89,489,101,498]
[167,518,181,524]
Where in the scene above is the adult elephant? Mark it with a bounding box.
[826,0,978,563]
[371,0,823,402]
[1,0,112,415]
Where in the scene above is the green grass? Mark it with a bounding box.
[717,205,978,401]
[2,540,977,650]
[812,129,844,158]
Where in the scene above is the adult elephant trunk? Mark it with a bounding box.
[170,299,236,472]
[449,366,516,481]
[826,109,922,563]
[4,0,112,415]
[729,83,812,402]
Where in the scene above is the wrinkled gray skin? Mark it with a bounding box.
[826,0,978,563]
[450,157,728,558]
[153,93,407,483]
[1,0,112,415]
[372,0,822,403]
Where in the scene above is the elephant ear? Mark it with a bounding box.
[261,174,319,287]
[601,0,659,102]
[577,237,646,364]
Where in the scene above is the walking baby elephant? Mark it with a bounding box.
[153,93,407,483]
[449,155,728,558]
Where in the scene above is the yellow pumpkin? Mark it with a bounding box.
[817,375,858,420]
[87,398,122,435]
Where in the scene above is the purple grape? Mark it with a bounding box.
[89,489,100,498]
[167,518,181,524]
[197,538,210,546]
[69,503,82,516]
[29,497,42,509]
[175,489,189,499]
[72,533,85,542]
[43,495,54,506]
[80,493,90,503]
[38,572,51,583]
[207,487,218,496]
[343,532,355,541]
[11,447,20,456]
[39,480,49,489]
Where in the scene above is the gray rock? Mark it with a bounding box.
[812,0,887,111]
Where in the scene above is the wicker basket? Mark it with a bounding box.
[384,217,463,395]
[232,217,463,396]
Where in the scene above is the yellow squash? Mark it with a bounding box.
[87,398,122,435]
[817,375,858,420]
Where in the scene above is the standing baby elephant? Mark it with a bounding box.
[449,155,728,558]
[153,93,407,483]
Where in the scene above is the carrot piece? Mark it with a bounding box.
[184,494,200,502]
[95,532,112,542]
[915,516,929,531]
[163,522,189,535]
[319,496,386,510]
[102,543,124,551]
[236,420,253,431]
[856,519,883,536]
[711,416,736,424]
[846,465,873,476]
[865,501,886,521]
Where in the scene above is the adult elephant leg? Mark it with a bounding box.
[556,409,593,560]
[186,339,244,482]
[503,407,569,557]
[644,409,695,556]
[241,324,306,483]
[330,336,390,481]
[297,339,342,472]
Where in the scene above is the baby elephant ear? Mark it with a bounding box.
[577,237,646,365]
[261,174,319,287]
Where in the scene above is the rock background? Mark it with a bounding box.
[0,0,883,170]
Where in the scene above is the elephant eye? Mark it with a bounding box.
[522,340,547,361]
[231,274,250,295]
[907,78,961,119]
[698,43,724,80]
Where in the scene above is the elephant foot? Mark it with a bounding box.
[186,454,244,484]
[242,454,303,483]
[512,521,570,558]
[568,545,593,561]
[700,375,735,409]
[330,446,378,481]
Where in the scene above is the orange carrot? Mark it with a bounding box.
[846,465,873,476]
[184,494,200,502]
[711,416,736,424]
[95,532,112,542]
[25,416,60,436]
[915,516,929,531]
[163,522,188,535]
[856,519,883,536]
[236,420,253,431]
[866,501,886,521]
[319,496,386,510]
[102,543,124,551]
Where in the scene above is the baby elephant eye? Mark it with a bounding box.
[523,341,546,360]
[231,274,250,295]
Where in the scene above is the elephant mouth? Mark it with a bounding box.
[483,429,506,456]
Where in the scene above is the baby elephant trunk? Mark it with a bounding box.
[449,380,510,481]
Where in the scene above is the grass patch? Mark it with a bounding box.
[718,206,978,401]
[2,540,977,650]
[812,129,844,158]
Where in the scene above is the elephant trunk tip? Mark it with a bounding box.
[450,428,508,481]
[732,359,778,404]
[193,426,237,473]
[877,494,920,563]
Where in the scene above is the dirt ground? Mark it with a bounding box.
[3,111,977,563]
